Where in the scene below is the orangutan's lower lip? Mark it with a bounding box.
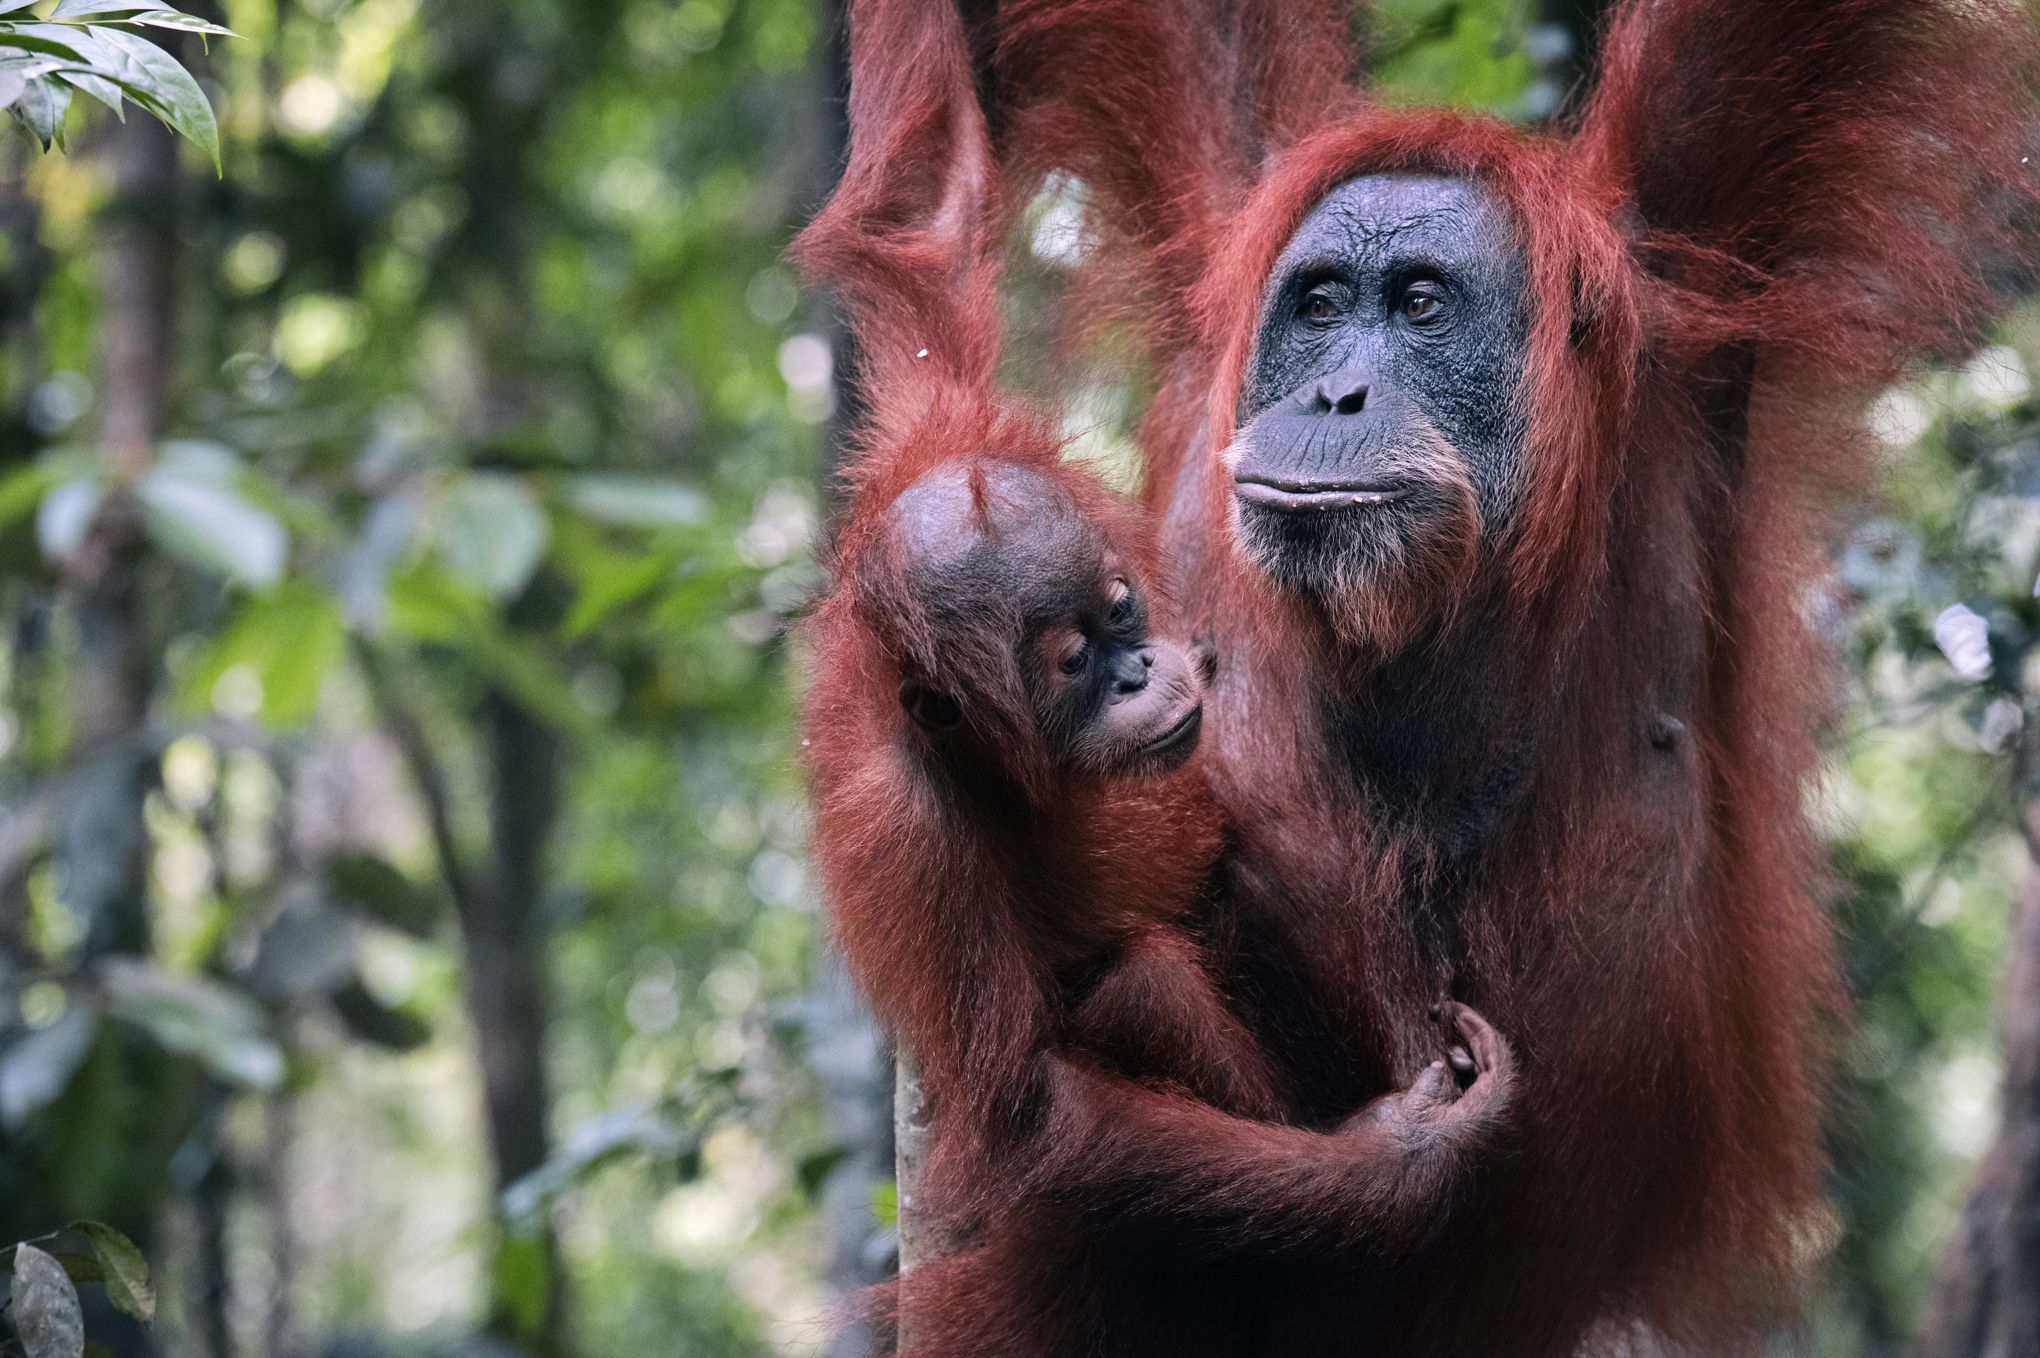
[1142,704,1203,755]
[1234,479,1406,512]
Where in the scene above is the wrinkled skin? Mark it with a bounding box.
[1226,175,1529,638]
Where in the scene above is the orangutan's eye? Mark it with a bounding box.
[1401,283,1446,325]
[1301,289,1340,324]
[1106,578,1133,625]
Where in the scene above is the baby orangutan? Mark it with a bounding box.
[804,441,1513,1355]
[813,447,1289,1142]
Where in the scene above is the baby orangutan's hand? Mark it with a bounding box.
[1340,1002,1513,1145]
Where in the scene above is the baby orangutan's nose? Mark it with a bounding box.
[1109,648,1154,697]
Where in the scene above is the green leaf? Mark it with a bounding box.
[384,562,588,734]
[153,436,241,480]
[329,979,430,1051]
[0,28,106,144]
[0,458,54,531]
[872,1178,898,1228]
[436,473,549,601]
[59,25,216,170]
[0,1006,98,1128]
[797,1146,849,1198]
[561,474,709,528]
[100,957,283,1089]
[0,33,92,62]
[0,1,47,15]
[177,579,342,725]
[460,627,591,734]
[10,71,71,150]
[137,463,287,588]
[384,557,490,642]
[324,853,446,937]
[501,1107,688,1226]
[248,906,356,1002]
[0,51,77,93]
[61,1223,153,1324]
[51,0,175,16]
[562,541,677,637]
[493,1231,551,1343]
[649,559,756,631]
[129,13,236,39]
[10,1243,84,1358]
[35,477,101,561]
[54,67,125,116]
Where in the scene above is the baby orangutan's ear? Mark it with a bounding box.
[900,680,964,732]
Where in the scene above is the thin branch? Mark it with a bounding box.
[1850,786,2006,996]
[350,637,477,916]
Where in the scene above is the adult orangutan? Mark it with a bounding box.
[952,0,2040,1353]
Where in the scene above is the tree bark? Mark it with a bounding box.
[1917,770,2040,1356]
[47,107,183,1358]
[67,114,176,962]
[468,684,566,1356]
[892,1052,943,1276]
[358,639,568,1356]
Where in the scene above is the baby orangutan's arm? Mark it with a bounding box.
[1069,927,1285,1120]
[1029,1003,1513,1259]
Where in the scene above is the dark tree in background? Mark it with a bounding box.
[1,0,842,1353]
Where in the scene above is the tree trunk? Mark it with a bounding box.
[260,1089,300,1358]
[67,113,176,962]
[1917,836,2040,1358]
[812,953,893,1358]
[467,684,566,1356]
[359,632,568,1355]
[892,1052,941,1275]
[50,108,183,1358]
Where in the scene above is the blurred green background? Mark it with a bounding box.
[0,1,2031,1355]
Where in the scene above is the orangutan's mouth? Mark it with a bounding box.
[1234,474,1408,512]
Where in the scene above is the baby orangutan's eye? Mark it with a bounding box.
[1038,625,1090,680]
[1106,578,1133,625]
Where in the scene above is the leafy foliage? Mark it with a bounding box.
[0,1,230,167]
[1,1221,154,1357]
[0,0,831,1351]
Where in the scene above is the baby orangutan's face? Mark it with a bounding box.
[884,459,1208,778]
[1024,566,1206,778]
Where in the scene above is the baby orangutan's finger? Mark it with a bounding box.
[1403,1059,1456,1118]
[1446,1003,1509,1077]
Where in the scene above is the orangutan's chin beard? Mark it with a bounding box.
[1221,424,1484,658]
